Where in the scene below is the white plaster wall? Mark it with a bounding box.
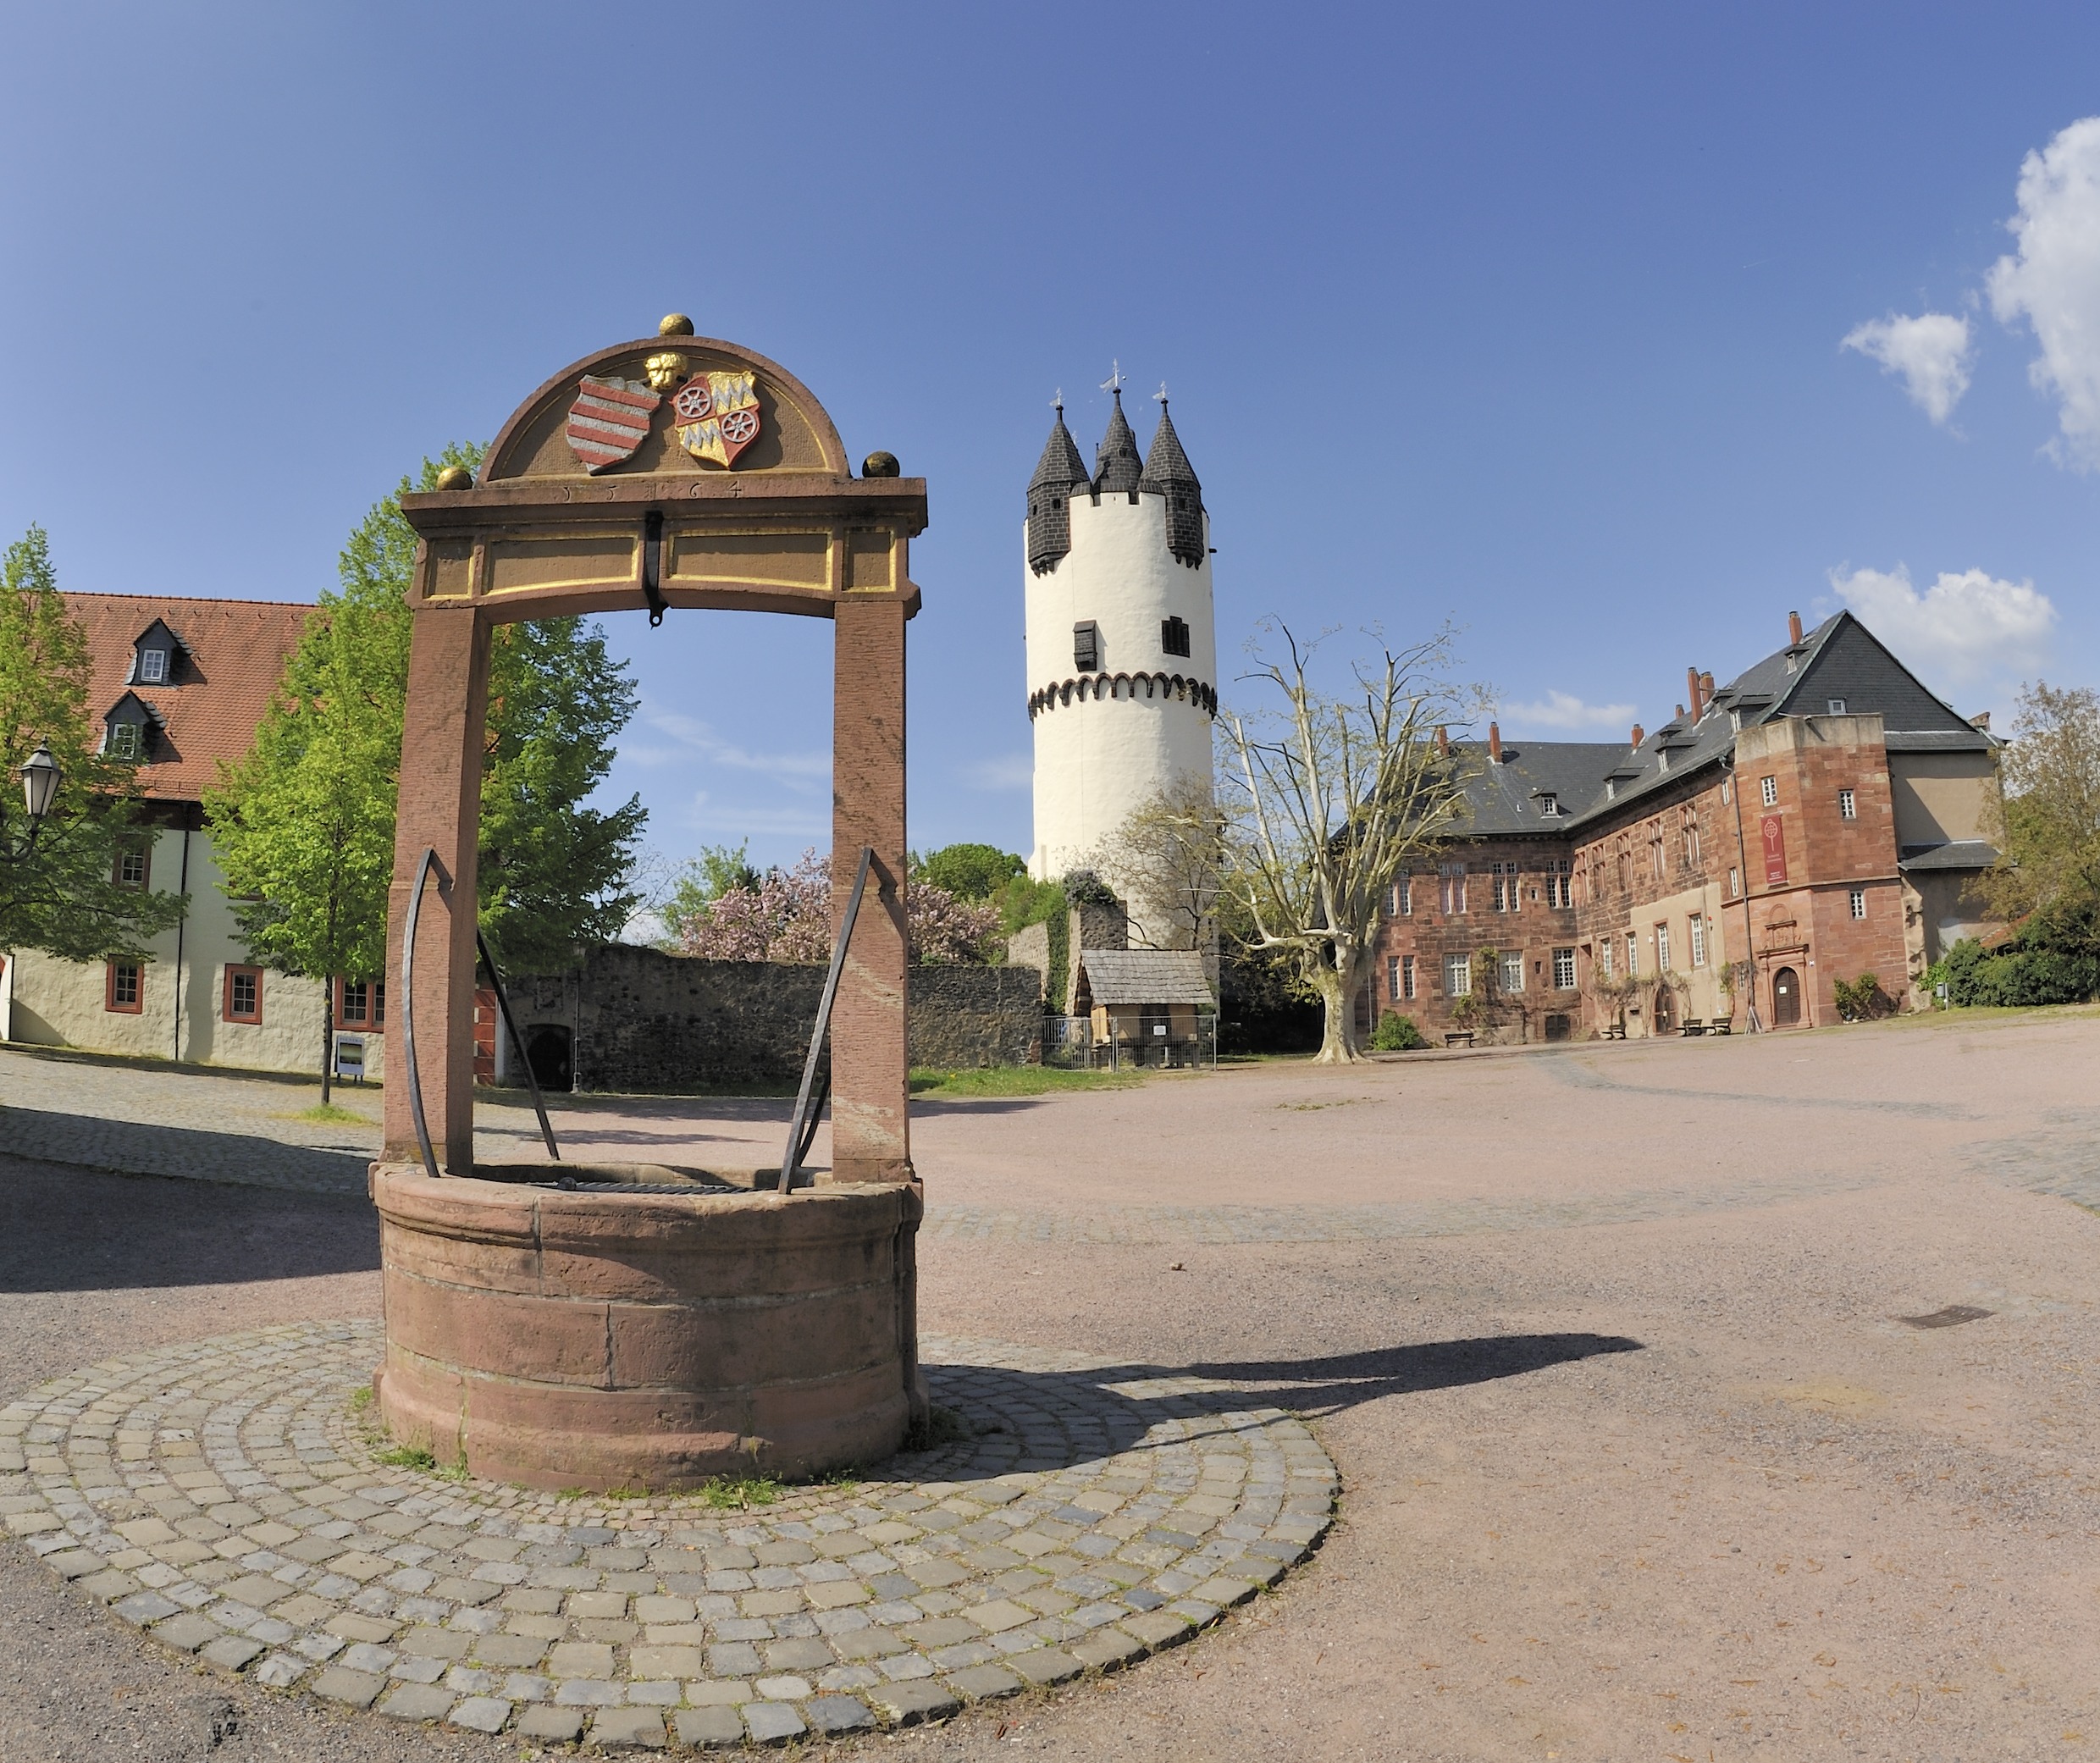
[2,823,360,1078]
[1025,490,1217,883]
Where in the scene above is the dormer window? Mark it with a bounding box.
[1539,793,1560,816]
[102,691,156,761]
[127,620,185,688]
[108,721,141,760]
[1826,697,1847,715]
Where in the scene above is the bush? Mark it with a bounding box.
[1943,935,2099,1007]
[1832,973,1893,1021]
[1370,1009,1429,1051]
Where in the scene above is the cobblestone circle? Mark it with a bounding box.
[0,1323,1335,1748]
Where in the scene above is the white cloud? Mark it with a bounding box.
[1841,312,1973,424]
[1500,690,1639,733]
[1987,116,2100,468]
[1829,564,2056,683]
[629,705,829,782]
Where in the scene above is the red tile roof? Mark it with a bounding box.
[61,592,316,804]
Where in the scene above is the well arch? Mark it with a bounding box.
[371,323,928,1489]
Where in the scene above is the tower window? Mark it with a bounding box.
[1161,616,1191,658]
[1073,621,1100,672]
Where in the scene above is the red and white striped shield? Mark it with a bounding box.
[564,375,661,473]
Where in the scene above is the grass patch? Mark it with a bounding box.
[691,1474,783,1511]
[603,1484,652,1501]
[909,1065,1141,1098]
[372,1443,438,1471]
[280,1101,374,1125]
[347,1386,373,1413]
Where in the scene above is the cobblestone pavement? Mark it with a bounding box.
[2,1322,1333,1749]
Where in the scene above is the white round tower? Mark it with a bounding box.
[1023,385,1216,929]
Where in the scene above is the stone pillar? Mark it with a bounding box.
[382,603,490,1174]
[829,594,912,1185]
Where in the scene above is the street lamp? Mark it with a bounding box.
[21,743,60,825]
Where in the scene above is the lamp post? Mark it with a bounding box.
[3,742,61,859]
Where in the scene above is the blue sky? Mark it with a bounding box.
[4,3,2097,876]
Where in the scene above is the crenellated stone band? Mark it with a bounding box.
[1026,673,1217,721]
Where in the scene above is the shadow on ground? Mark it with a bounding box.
[0,1154,379,1293]
[915,1334,1646,1477]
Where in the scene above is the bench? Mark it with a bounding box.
[1710,1019,1732,1035]
[1678,1019,1705,1036]
[1443,1031,1476,1049]
[1602,1023,1627,1040]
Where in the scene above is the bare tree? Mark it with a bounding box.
[1219,621,1476,1063]
[1089,775,1224,953]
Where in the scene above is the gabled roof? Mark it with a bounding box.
[1091,391,1144,496]
[63,592,315,803]
[1442,611,1994,842]
[1076,948,1215,1006]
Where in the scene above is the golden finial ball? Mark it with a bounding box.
[434,465,475,491]
[659,313,695,337]
[861,450,900,478]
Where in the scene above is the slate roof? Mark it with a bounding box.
[1445,612,1995,840]
[1137,402,1206,567]
[1025,407,1091,575]
[1076,948,1216,1006]
[1091,391,1144,496]
[63,592,314,804]
[1898,839,1999,872]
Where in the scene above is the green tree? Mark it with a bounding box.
[207,446,645,1091]
[0,526,184,960]
[660,843,763,947]
[205,582,399,1101]
[913,843,1024,902]
[1982,679,2100,959]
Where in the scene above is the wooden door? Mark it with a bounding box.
[1772,966,1801,1027]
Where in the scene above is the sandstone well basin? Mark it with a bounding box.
[369,1163,925,1492]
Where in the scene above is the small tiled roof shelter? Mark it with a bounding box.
[1074,949,1216,1065]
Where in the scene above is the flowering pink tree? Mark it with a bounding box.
[675,848,1000,964]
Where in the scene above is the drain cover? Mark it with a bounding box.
[1896,1304,1994,1329]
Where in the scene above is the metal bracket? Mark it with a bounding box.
[781,846,873,1191]
[401,848,441,1181]
[642,510,666,627]
[478,930,560,1161]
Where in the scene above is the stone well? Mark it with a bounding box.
[371,1165,924,1492]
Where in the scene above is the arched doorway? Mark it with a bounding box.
[1772,965,1802,1027]
[1651,984,1676,1034]
[525,1024,573,1093]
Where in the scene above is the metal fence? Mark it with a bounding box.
[1042,1014,1219,1071]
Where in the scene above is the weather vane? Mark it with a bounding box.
[1052,387,1064,412]
[1101,360,1125,395]
[1154,381,1169,406]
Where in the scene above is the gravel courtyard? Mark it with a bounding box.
[5,1011,2100,1761]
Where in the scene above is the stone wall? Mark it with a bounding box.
[502,945,1043,1093]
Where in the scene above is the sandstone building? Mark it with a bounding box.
[1368,611,2002,1041]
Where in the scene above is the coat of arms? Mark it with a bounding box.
[564,376,661,473]
[669,370,763,468]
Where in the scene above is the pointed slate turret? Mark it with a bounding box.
[1139,400,1206,568]
[1091,390,1144,498]
[1026,403,1091,574]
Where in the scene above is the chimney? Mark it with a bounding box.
[1686,666,1704,718]
[1434,725,1450,756]
[1788,610,1804,645]
[1675,704,1686,723]
[1630,722,1644,750]
[1488,721,1502,763]
[1701,670,1715,700]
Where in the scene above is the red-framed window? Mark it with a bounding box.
[334,975,386,1030]
[224,964,262,1025]
[106,960,144,1013]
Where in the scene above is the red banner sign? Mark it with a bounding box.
[1760,814,1788,887]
